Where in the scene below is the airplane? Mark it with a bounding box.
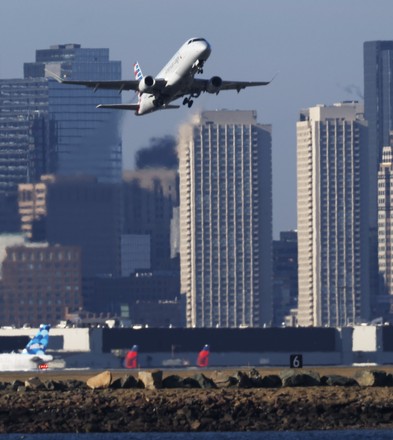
[124,344,138,369]
[48,37,272,116]
[0,324,53,371]
[197,344,210,368]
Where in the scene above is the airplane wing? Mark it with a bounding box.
[97,103,180,110]
[97,104,140,110]
[219,80,271,91]
[57,78,140,92]
[45,69,140,91]
[191,78,271,94]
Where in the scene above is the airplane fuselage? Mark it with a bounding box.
[137,38,211,115]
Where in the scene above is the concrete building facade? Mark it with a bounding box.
[297,102,370,327]
[0,243,82,326]
[179,110,272,328]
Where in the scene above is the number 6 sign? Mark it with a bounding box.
[290,354,303,368]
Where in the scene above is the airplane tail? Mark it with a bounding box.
[124,344,138,369]
[23,324,51,355]
[197,344,210,367]
[133,62,143,81]
[133,62,143,105]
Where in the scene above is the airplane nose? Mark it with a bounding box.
[198,40,211,60]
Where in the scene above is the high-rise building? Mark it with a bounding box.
[24,44,122,183]
[122,169,178,270]
[0,78,56,192]
[364,41,393,318]
[0,78,56,232]
[179,110,272,328]
[44,176,122,279]
[364,40,393,244]
[377,144,393,314]
[364,41,393,165]
[297,102,370,327]
[272,230,298,327]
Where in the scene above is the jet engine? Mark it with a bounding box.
[138,76,155,93]
[206,76,222,94]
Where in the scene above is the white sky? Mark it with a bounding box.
[1,0,393,237]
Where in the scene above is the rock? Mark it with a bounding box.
[321,375,359,387]
[86,370,112,390]
[9,380,24,391]
[260,374,282,388]
[44,380,67,391]
[223,376,240,388]
[109,377,122,389]
[210,371,238,387]
[355,370,393,387]
[235,371,253,388]
[182,377,201,388]
[162,374,184,388]
[63,379,87,390]
[111,375,139,389]
[121,375,139,389]
[248,368,264,387]
[24,377,46,390]
[138,370,163,390]
[191,373,217,389]
[280,369,321,387]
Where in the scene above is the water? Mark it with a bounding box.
[2,432,393,440]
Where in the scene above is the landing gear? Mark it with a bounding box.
[183,97,194,108]
[192,60,204,75]
[183,90,200,108]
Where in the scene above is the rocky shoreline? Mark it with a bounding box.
[1,369,393,432]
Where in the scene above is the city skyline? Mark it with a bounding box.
[2,1,392,238]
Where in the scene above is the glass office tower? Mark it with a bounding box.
[0,78,56,232]
[364,41,393,162]
[364,41,393,316]
[24,44,122,183]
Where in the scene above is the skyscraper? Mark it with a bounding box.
[377,145,393,314]
[122,168,178,270]
[179,110,272,328]
[0,78,55,191]
[364,41,393,318]
[24,44,122,183]
[364,41,393,163]
[297,102,370,327]
[272,230,298,326]
[0,78,55,232]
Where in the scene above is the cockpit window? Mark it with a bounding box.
[188,38,206,45]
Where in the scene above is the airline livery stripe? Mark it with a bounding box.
[134,62,143,81]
